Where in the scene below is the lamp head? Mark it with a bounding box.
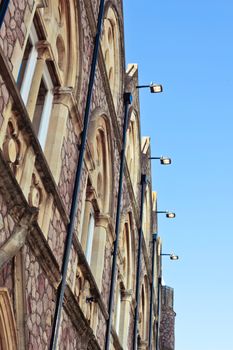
[150,83,163,93]
[166,212,176,219]
[160,156,171,165]
[170,254,179,260]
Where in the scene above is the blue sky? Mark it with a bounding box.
[123,1,233,349]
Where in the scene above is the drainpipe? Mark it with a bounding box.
[148,233,157,349]
[105,92,132,350]
[133,174,148,350]
[0,0,10,28]
[49,0,105,348]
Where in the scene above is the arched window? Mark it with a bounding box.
[121,213,135,290]
[0,289,18,350]
[15,0,80,179]
[143,188,152,248]
[102,6,121,108]
[116,213,136,347]
[139,276,150,343]
[79,114,113,290]
[126,109,140,194]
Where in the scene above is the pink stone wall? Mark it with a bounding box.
[47,206,67,269]
[78,0,94,118]
[96,310,106,349]
[160,287,176,350]
[101,237,112,306]
[0,0,34,70]
[0,191,15,248]
[0,260,14,299]
[0,78,10,128]
[58,310,81,349]
[127,307,135,349]
[25,245,55,350]
[58,116,79,214]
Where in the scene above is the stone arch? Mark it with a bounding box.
[79,111,114,289]
[44,0,80,88]
[87,111,114,215]
[0,289,18,350]
[126,108,141,194]
[102,3,123,109]
[120,212,136,290]
[139,275,150,342]
[143,187,152,248]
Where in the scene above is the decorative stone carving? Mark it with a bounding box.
[75,266,85,303]
[28,173,42,208]
[3,119,21,174]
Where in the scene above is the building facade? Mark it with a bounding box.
[160,286,176,350]
[0,0,175,349]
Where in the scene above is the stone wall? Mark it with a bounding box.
[160,286,176,350]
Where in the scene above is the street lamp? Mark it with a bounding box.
[149,156,171,165]
[155,250,179,350]
[136,83,163,93]
[148,234,179,350]
[156,211,176,219]
[161,253,179,260]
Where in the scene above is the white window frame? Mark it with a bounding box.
[115,285,121,334]
[20,24,38,105]
[85,210,95,264]
[37,64,53,150]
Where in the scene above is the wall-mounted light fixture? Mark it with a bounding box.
[136,83,163,93]
[161,253,179,260]
[156,210,176,219]
[149,156,171,165]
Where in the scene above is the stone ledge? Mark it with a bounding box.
[73,234,109,320]
[64,285,101,350]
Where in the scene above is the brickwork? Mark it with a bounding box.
[0,192,15,248]
[47,206,67,269]
[58,310,81,349]
[101,235,112,306]
[58,116,79,214]
[0,78,9,128]
[25,245,55,350]
[160,286,176,350]
[0,260,14,299]
[96,309,106,349]
[78,0,94,118]
[0,0,34,70]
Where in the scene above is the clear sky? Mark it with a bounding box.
[123,1,233,349]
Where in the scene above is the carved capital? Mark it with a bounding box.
[53,87,75,109]
[95,213,110,229]
[138,339,148,350]
[36,40,53,60]
[121,288,133,302]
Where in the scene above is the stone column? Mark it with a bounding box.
[90,214,110,291]
[119,289,133,349]
[138,340,148,350]
[44,87,73,183]
[80,199,93,254]
[26,41,52,120]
